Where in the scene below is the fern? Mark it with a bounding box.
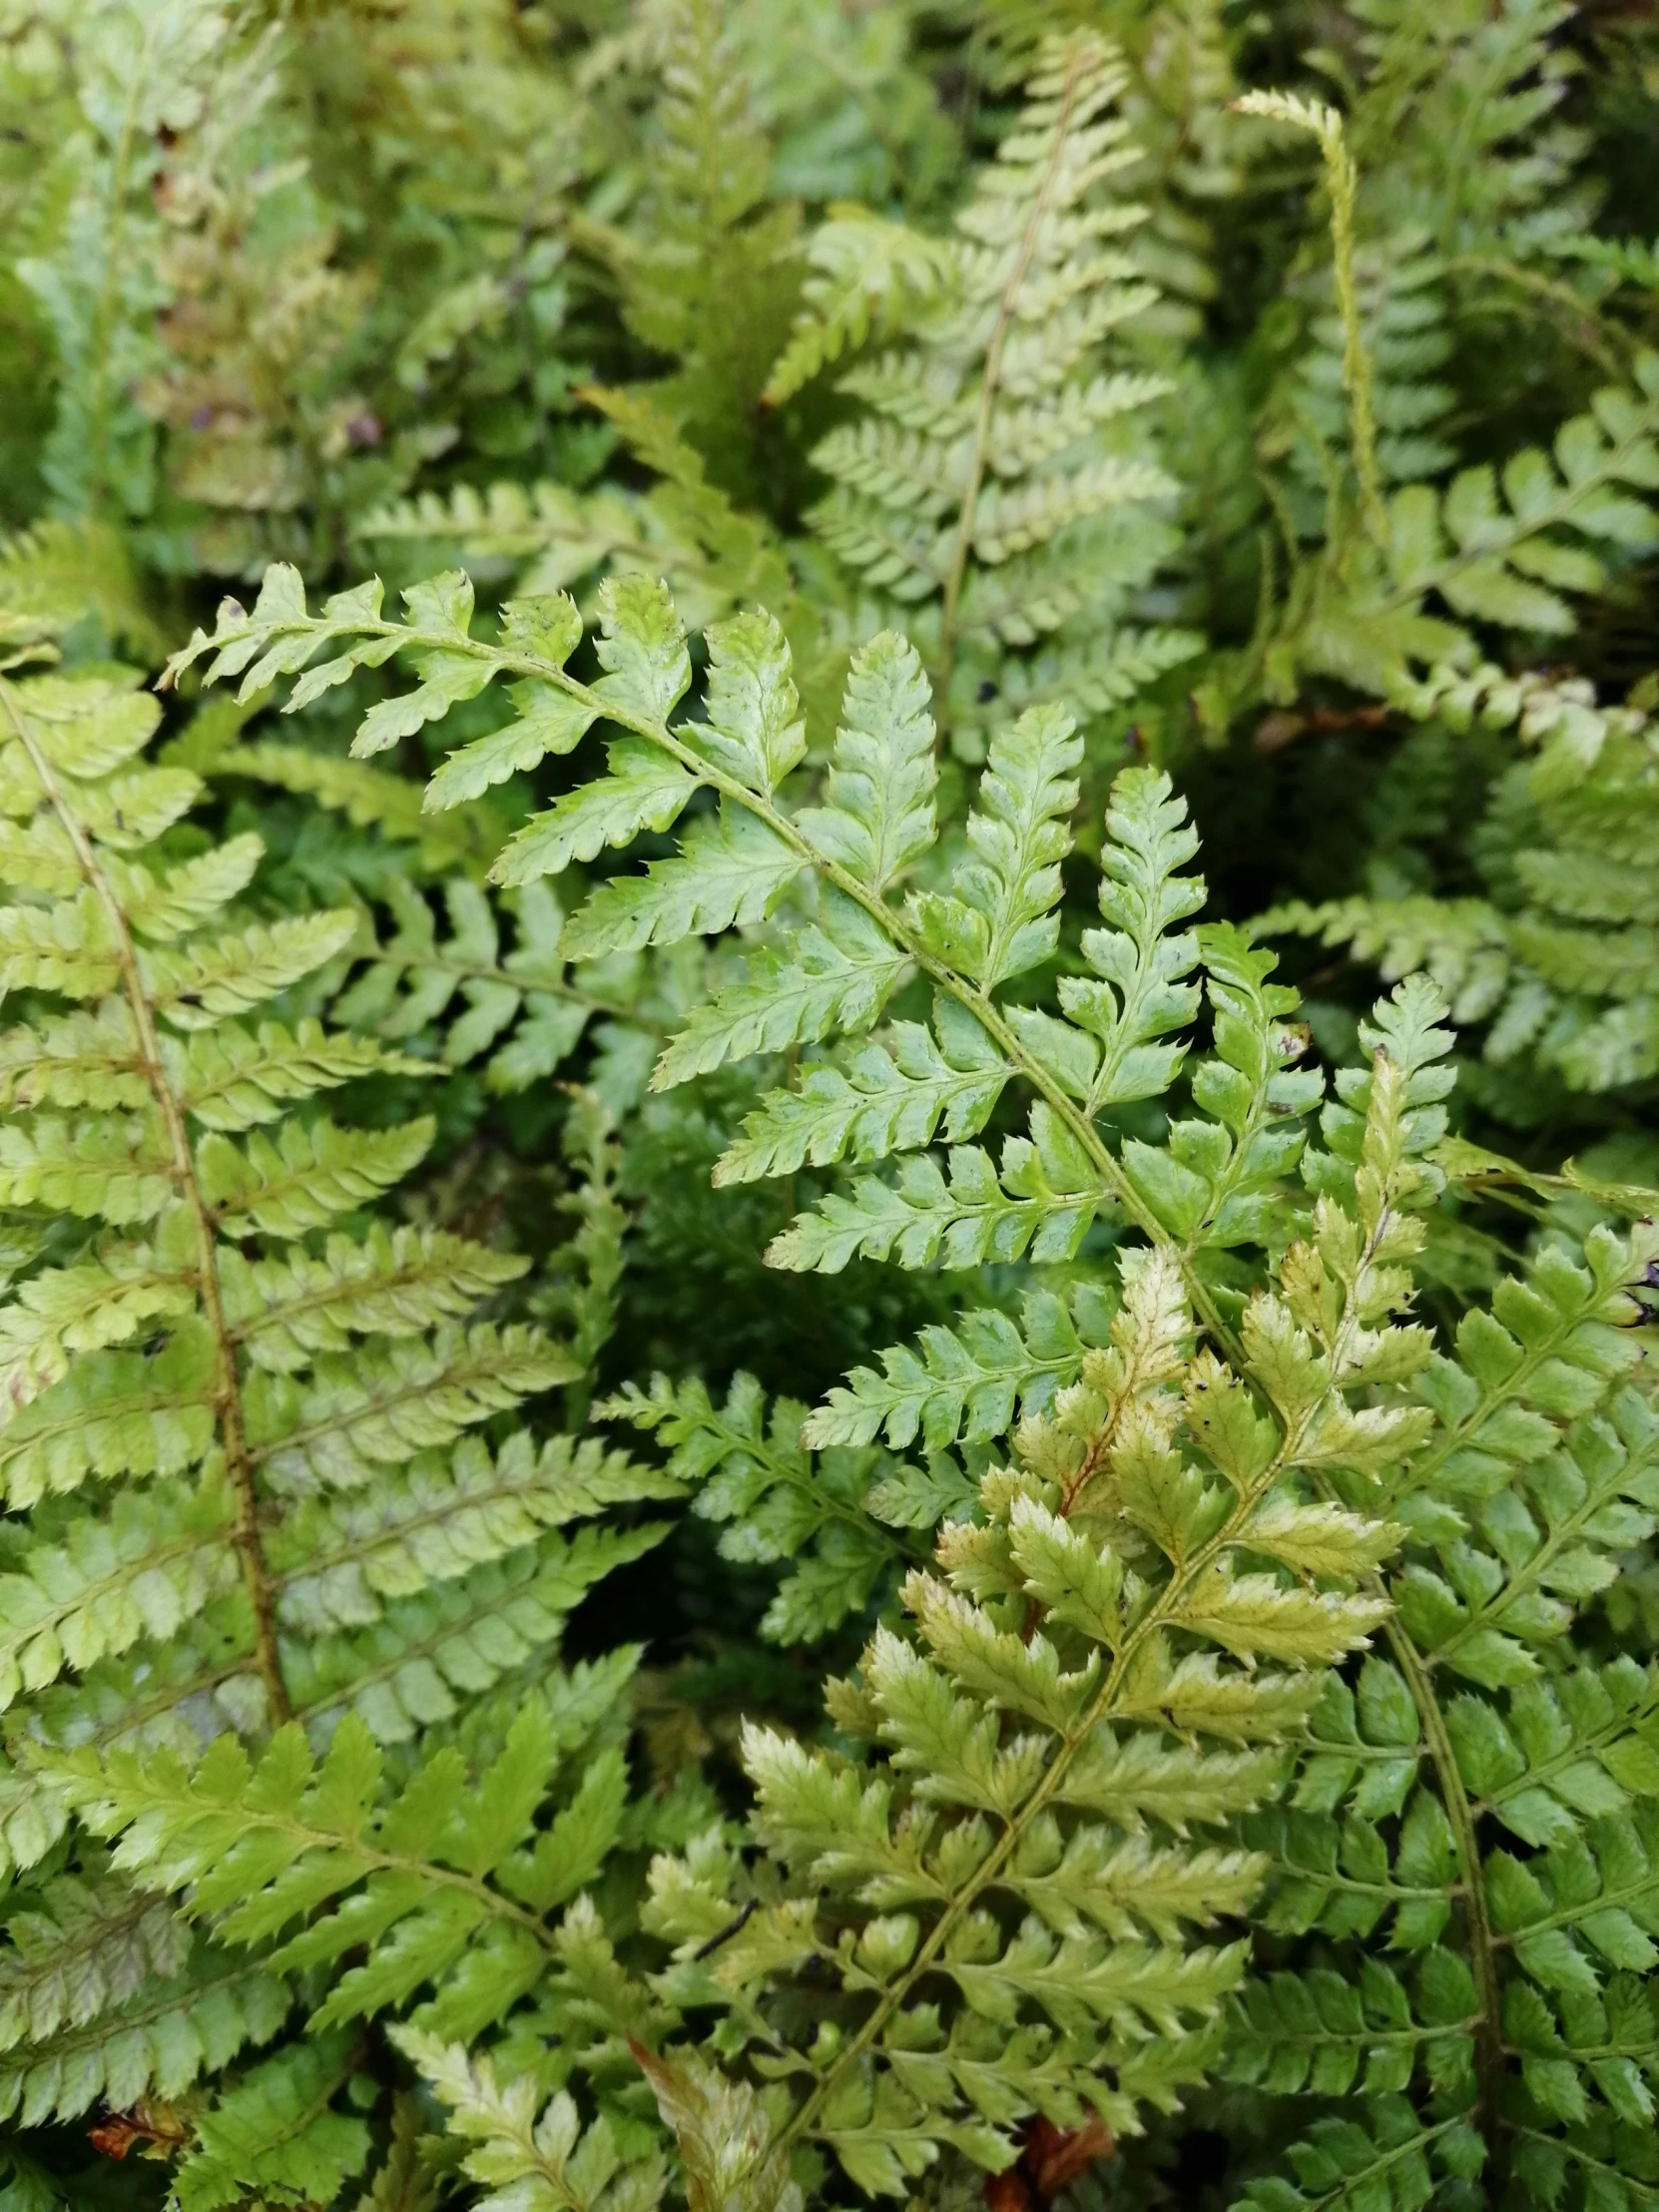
[324,876,648,1097]
[598,1371,926,1644]
[1224,1206,1659,2212]
[357,398,802,650]
[795,31,1199,756]
[1264,669,1659,1095]
[175,547,1659,2209]
[0,520,163,658]
[1345,0,1600,277]
[15,0,232,523]
[1221,77,1659,723]
[0,609,678,2183]
[174,563,1444,2182]
[394,2030,668,2212]
[591,0,800,505]
[8,9,1659,2209]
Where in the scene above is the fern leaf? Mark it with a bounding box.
[397,2031,668,2212]
[714,999,1011,1188]
[598,1373,911,1643]
[650,889,908,1090]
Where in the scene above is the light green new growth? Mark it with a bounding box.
[793,32,1199,754]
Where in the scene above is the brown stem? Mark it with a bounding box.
[0,676,291,1723]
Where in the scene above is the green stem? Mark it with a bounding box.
[1318,119,1387,552]
[1384,1623,1502,2145]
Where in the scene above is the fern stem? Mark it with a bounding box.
[1383,1622,1502,2144]
[1299,1164,1505,2147]
[933,37,1090,712]
[348,941,650,1033]
[1237,96,1384,551]
[0,674,292,1726]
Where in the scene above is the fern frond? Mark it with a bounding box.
[0,1868,287,2124]
[766,210,953,407]
[43,1652,655,2066]
[0,521,162,655]
[799,30,1187,749]
[168,2031,373,2212]
[396,2030,669,2212]
[0,606,667,2182]
[329,877,634,1095]
[599,0,800,501]
[599,1372,914,1643]
[1266,669,1659,1093]
[167,552,1659,2203]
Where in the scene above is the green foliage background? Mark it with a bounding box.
[1,3,1659,2211]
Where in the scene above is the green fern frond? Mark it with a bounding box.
[357,392,814,687]
[169,2031,374,2212]
[598,0,800,501]
[165,532,1659,2209]
[598,1371,918,1642]
[327,876,642,1095]
[1266,669,1659,1093]
[0,520,162,655]
[0,1865,288,2125]
[0,604,675,2190]
[765,210,952,408]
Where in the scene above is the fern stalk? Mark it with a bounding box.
[1384,1621,1503,2139]
[1234,94,1386,549]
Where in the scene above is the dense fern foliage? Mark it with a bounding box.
[1,5,1658,2212]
